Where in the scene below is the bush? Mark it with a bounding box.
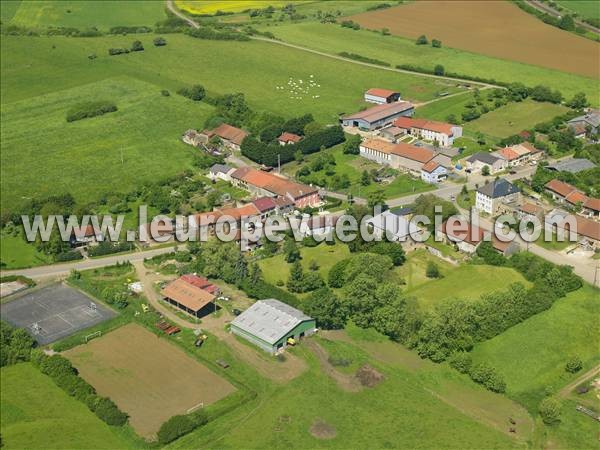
[153,36,167,46]
[433,64,445,76]
[158,412,208,444]
[565,356,583,373]
[338,52,390,67]
[177,84,206,101]
[95,397,128,426]
[130,40,144,52]
[416,34,428,45]
[539,397,561,425]
[469,363,506,393]
[448,352,472,374]
[66,101,117,122]
[425,261,441,278]
[108,47,129,56]
[55,251,84,262]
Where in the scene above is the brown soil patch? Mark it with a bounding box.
[310,419,337,440]
[64,323,235,439]
[306,340,362,392]
[356,364,384,387]
[348,1,599,78]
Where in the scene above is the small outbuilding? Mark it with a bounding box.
[230,299,316,354]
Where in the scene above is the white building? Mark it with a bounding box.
[421,161,448,184]
[364,88,401,105]
[394,117,462,147]
[475,178,520,215]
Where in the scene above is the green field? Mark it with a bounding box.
[405,263,531,310]
[259,22,599,104]
[464,99,569,138]
[556,0,600,21]
[470,284,600,410]
[284,144,434,199]
[0,232,51,269]
[8,1,166,30]
[258,243,351,287]
[414,91,478,121]
[0,363,131,450]
[1,76,212,211]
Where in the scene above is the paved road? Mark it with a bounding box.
[526,0,600,34]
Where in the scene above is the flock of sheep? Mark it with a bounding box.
[275,75,321,100]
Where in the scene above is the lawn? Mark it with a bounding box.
[260,22,599,104]
[391,248,457,290]
[556,0,600,21]
[405,263,531,310]
[285,144,434,200]
[464,99,569,139]
[8,0,167,30]
[0,363,132,450]
[470,284,600,411]
[0,232,51,269]
[258,242,351,287]
[414,91,478,122]
[347,1,599,79]
[1,76,212,212]
[534,231,575,251]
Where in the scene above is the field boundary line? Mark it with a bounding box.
[165,0,500,89]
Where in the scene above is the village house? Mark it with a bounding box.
[341,101,414,131]
[366,210,421,247]
[465,152,506,174]
[208,164,235,182]
[437,219,486,254]
[547,209,600,249]
[70,225,102,247]
[491,236,520,257]
[252,197,277,220]
[230,166,320,208]
[182,129,204,147]
[277,132,302,146]
[420,160,448,184]
[201,123,248,151]
[297,215,339,239]
[494,142,540,166]
[475,178,520,215]
[393,117,463,147]
[516,202,545,221]
[567,110,599,137]
[364,88,401,105]
[582,198,600,220]
[546,158,596,174]
[379,126,405,142]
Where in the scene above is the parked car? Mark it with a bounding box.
[232,308,242,316]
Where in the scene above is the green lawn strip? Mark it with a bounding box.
[0,232,52,269]
[533,231,574,251]
[463,99,569,139]
[555,1,600,21]
[0,363,135,450]
[9,0,167,30]
[258,22,599,103]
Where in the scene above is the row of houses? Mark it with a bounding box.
[465,142,543,174]
[545,179,600,219]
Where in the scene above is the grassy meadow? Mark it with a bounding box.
[556,0,600,21]
[464,99,569,139]
[259,22,599,103]
[0,232,51,269]
[0,363,132,450]
[7,1,166,30]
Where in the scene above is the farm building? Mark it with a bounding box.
[359,138,448,175]
[208,164,235,182]
[544,179,592,208]
[341,101,414,131]
[475,178,520,215]
[567,110,599,136]
[437,219,486,254]
[201,123,248,151]
[277,132,302,145]
[230,166,320,208]
[230,299,316,354]
[364,88,401,104]
[393,117,462,147]
[379,126,406,142]
[546,158,596,174]
[366,210,421,246]
[160,277,216,318]
[182,129,204,147]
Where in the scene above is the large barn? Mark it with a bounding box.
[160,277,216,318]
[230,299,316,354]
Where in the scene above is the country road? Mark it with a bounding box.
[165,0,500,89]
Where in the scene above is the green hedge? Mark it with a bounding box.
[66,101,117,122]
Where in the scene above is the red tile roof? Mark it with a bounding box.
[583,197,600,212]
[545,179,577,198]
[421,160,441,173]
[208,123,248,146]
[252,196,277,213]
[232,167,317,200]
[160,278,215,312]
[393,142,435,163]
[441,219,485,246]
[393,117,454,136]
[366,88,399,98]
[278,132,302,143]
[565,190,589,206]
[218,203,260,221]
[575,216,600,241]
[519,203,544,216]
[498,147,521,161]
[180,274,219,295]
[73,224,96,239]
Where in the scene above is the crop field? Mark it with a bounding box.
[7,0,166,30]
[1,76,212,211]
[414,92,478,122]
[261,22,599,105]
[404,263,531,310]
[347,1,599,79]
[556,0,600,21]
[464,99,569,138]
[64,323,235,438]
[0,363,130,450]
[176,1,293,15]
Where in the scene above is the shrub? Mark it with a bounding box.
[469,362,506,393]
[157,414,196,444]
[448,352,472,374]
[416,34,428,45]
[431,39,442,48]
[95,397,128,426]
[66,101,117,122]
[130,40,144,52]
[433,64,445,76]
[425,261,441,278]
[108,47,129,56]
[177,84,206,101]
[153,36,167,46]
[161,89,170,96]
[539,397,561,425]
[565,356,583,373]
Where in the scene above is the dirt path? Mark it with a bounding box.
[305,340,362,392]
[133,262,307,383]
[165,0,499,89]
[558,363,600,399]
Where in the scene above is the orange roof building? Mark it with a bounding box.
[392,117,461,146]
[161,278,216,317]
[204,123,248,149]
[364,88,401,104]
[277,132,302,145]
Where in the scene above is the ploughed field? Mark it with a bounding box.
[347,0,600,78]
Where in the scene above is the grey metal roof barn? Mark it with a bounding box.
[230,299,316,353]
[477,178,520,198]
[546,158,596,174]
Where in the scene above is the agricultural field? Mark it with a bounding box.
[402,258,531,310]
[464,99,569,139]
[556,0,600,21]
[64,323,236,438]
[347,1,599,79]
[259,22,599,103]
[176,1,293,15]
[0,363,132,450]
[7,0,167,30]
